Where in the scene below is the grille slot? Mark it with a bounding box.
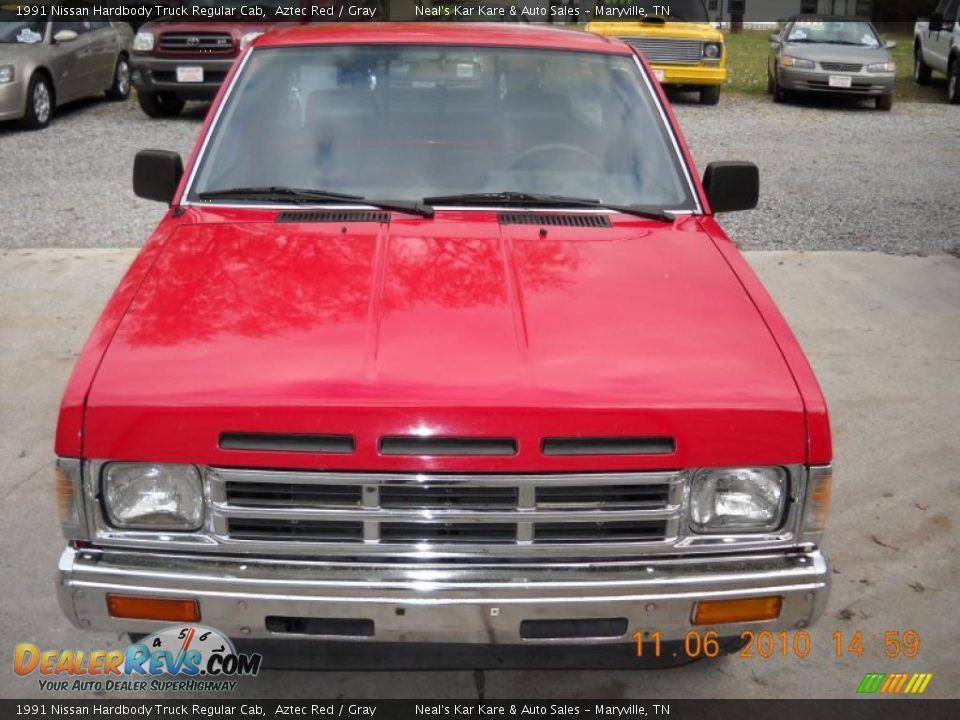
[534,520,667,544]
[266,616,374,637]
[520,618,628,640]
[220,432,354,454]
[536,484,671,509]
[542,436,675,456]
[380,485,519,509]
[820,62,863,72]
[225,482,361,508]
[380,523,517,544]
[498,213,611,227]
[622,38,704,65]
[159,33,233,53]
[276,210,390,223]
[380,437,517,456]
[227,519,364,542]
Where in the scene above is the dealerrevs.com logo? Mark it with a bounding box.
[14,625,261,692]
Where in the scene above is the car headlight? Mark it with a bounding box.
[703,43,722,60]
[103,463,203,530]
[866,62,896,73]
[0,65,14,84]
[240,31,264,50]
[133,31,155,52]
[781,56,815,70]
[689,467,787,533]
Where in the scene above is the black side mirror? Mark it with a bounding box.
[702,161,759,213]
[133,149,184,204]
[929,12,944,33]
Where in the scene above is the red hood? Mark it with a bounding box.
[83,213,805,472]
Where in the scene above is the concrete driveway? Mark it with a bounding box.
[0,248,957,699]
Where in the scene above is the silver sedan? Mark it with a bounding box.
[767,16,897,111]
[0,18,133,130]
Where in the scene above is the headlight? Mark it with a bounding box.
[781,56,815,70]
[703,43,722,60]
[0,65,15,84]
[133,31,155,52]
[689,467,787,533]
[240,31,264,50]
[103,463,203,530]
[866,62,896,73]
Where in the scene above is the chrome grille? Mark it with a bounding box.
[209,468,683,557]
[820,62,863,72]
[621,38,704,65]
[159,33,233,53]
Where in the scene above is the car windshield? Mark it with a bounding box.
[189,45,694,210]
[0,16,45,44]
[787,20,881,47]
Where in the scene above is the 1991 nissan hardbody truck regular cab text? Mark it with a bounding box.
[54,24,832,667]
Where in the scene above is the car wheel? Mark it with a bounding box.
[21,73,53,130]
[876,94,893,111]
[913,46,932,86]
[772,72,788,104]
[106,56,131,101]
[949,59,960,105]
[766,71,774,94]
[699,85,721,106]
[137,90,185,118]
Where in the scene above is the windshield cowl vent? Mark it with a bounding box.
[276,210,390,224]
[498,213,612,228]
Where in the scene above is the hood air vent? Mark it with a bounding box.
[276,210,390,224]
[498,213,611,228]
[379,437,518,456]
[220,432,355,454]
[542,437,675,456]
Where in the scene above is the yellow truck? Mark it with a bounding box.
[588,1,727,105]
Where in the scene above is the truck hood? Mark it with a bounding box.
[84,215,805,471]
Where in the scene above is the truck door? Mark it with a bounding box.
[931,0,960,69]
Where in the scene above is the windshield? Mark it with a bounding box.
[0,15,46,44]
[190,45,694,210]
[787,20,881,47]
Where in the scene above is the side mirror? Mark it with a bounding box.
[929,12,944,32]
[769,33,780,43]
[884,39,897,49]
[702,161,759,214]
[53,29,79,43]
[133,149,184,204]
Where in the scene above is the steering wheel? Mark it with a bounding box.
[509,143,603,172]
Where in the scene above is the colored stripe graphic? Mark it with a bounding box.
[857,672,933,694]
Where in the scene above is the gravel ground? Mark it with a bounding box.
[1,91,958,254]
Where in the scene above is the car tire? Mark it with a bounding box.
[876,94,893,111]
[699,85,721,106]
[949,58,960,105]
[137,90,185,118]
[772,72,788,104]
[766,71,774,94]
[106,55,131,101]
[913,46,932,86]
[21,73,53,130]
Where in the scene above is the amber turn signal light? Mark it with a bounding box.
[106,594,200,622]
[693,596,782,625]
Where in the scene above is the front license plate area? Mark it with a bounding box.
[176,66,204,83]
[828,75,852,88]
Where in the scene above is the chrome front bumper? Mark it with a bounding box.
[58,545,829,644]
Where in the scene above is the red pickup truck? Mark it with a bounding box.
[55,23,832,666]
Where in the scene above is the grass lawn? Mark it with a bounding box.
[723,29,948,102]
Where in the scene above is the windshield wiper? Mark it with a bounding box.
[422,192,675,222]
[197,186,434,217]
